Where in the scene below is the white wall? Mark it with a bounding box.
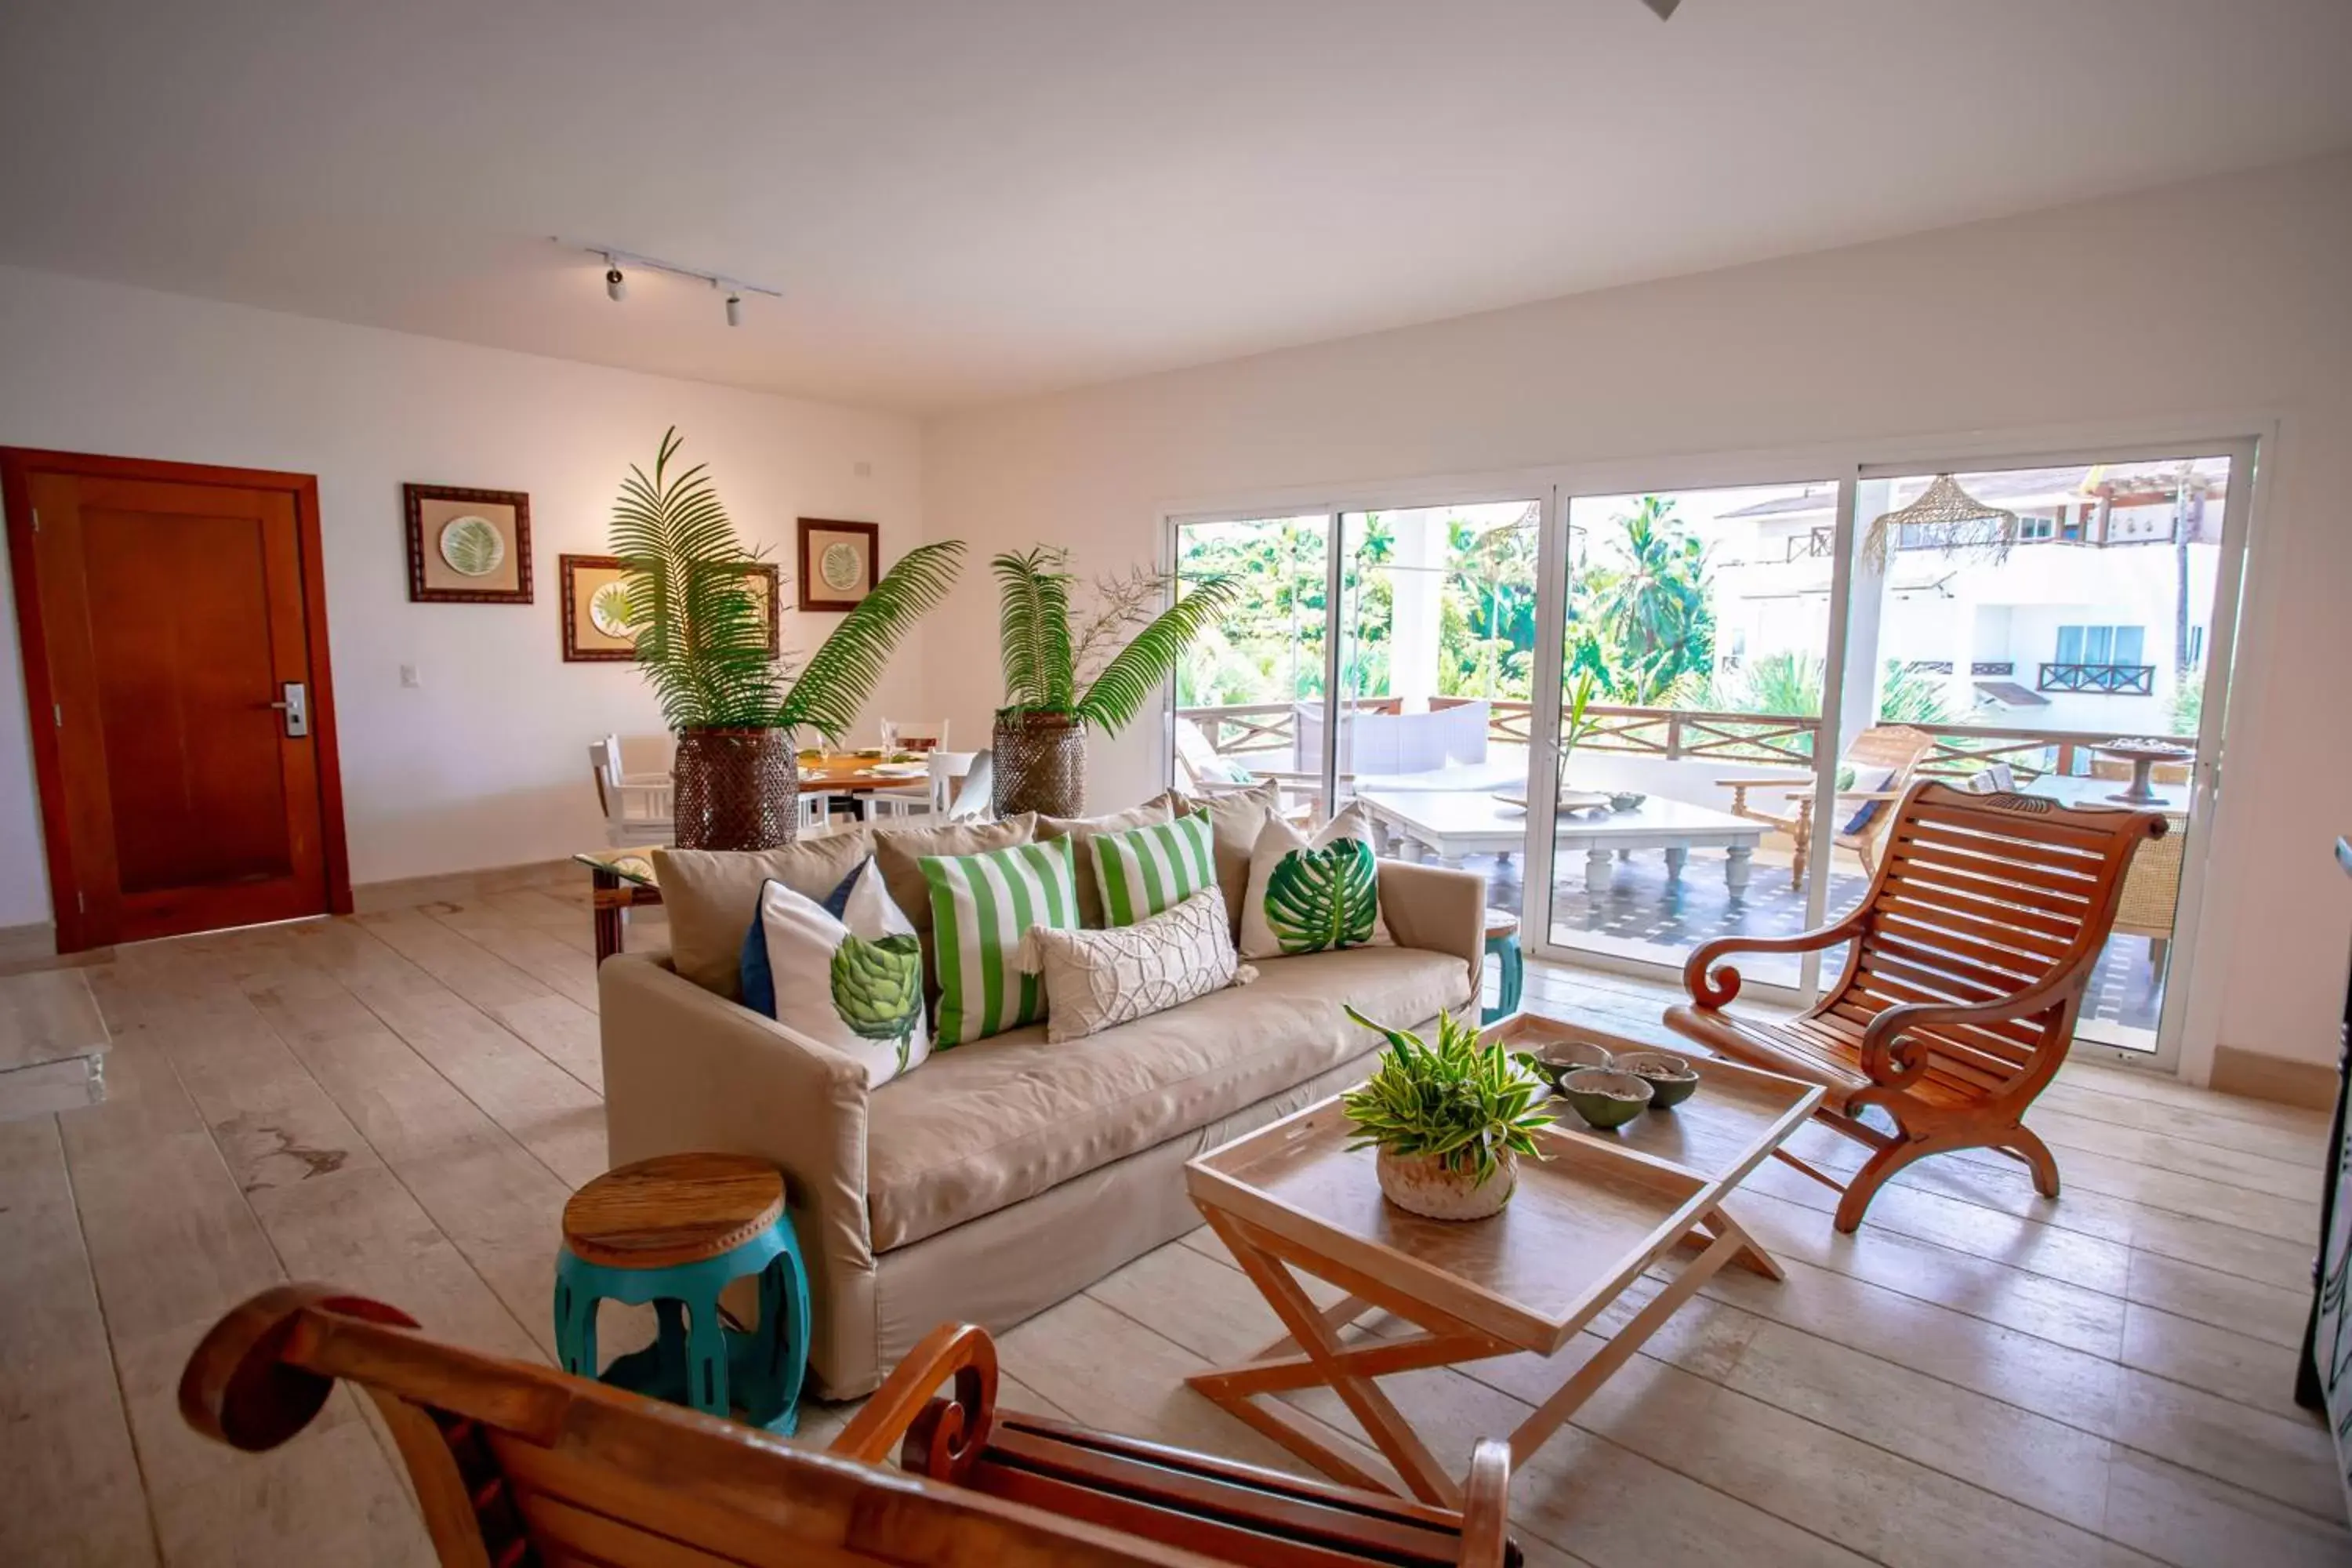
[922,151,2352,1073]
[0,266,924,925]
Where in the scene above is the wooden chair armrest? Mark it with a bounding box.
[1714,774,1806,788]
[1458,1438,1512,1568]
[1682,913,1869,1008]
[829,1322,998,1480]
[1857,982,2075,1088]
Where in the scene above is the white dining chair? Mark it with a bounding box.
[870,750,978,823]
[946,750,994,822]
[589,735,673,848]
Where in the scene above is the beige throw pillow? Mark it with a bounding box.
[1237,803,1393,962]
[654,832,873,999]
[1024,887,1249,1044]
[1196,779,1283,934]
[1037,791,1188,927]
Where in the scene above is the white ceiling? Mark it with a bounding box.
[2,1,2348,413]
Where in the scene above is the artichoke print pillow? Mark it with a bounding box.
[1237,805,1392,961]
[753,862,931,1086]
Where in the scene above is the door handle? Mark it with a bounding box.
[268,681,310,738]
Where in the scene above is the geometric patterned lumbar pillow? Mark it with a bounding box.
[1091,811,1216,928]
[1026,887,1249,1044]
[1236,802,1392,962]
[753,861,928,1087]
[918,836,1080,1047]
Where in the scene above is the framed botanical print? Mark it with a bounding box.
[405,485,532,603]
[561,554,780,662]
[797,518,879,611]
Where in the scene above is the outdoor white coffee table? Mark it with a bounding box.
[1183,1016,1820,1507]
[1356,789,1763,893]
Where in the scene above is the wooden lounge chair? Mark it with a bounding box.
[179,1287,1513,1567]
[1717,724,1936,887]
[1664,781,2166,1232]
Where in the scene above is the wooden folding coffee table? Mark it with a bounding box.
[1184,1014,1820,1506]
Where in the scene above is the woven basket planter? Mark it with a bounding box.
[672,728,800,850]
[992,710,1087,818]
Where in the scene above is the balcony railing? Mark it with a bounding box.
[2038,662,2156,696]
[1177,696,2190,784]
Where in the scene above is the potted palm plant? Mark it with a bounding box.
[612,429,963,849]
[1340,1007,1553,1221]
[989,547,1239,817]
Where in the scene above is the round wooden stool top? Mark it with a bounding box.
[562,1153,784,1270]
[1483,909,1520,941]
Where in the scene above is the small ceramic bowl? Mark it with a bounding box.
[1520,1038,1615,1094]
[1613,1050,1701,1110]
[1558,1067,1653,1131]
[1608,791,1647,813]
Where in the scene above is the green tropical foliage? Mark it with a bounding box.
[1722,652,1951,742]
[993,546,1241,734]
[1339,1007,1553,1185]
[611,429,964,739]
[1573,498,1715,705]
[829,932,923,1073]
[1263,839,1378,953]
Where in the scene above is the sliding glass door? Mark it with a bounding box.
[1528,481,1848,993]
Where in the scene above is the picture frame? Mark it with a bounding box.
[405,484,532,603]
[796,518,880,611]
[560,554,780,662]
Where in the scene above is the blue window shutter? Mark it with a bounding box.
[2114,626,2145,664]
[2056,626,2084,664]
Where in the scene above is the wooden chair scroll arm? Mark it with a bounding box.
[180,1284,424,1453]
[1682,909,1871,1007]
[830,1321,1000,1482]
[1457,1439,1513,1568]
[1855,981,2077,1092]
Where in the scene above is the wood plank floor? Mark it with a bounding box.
[1,873,2341,1566]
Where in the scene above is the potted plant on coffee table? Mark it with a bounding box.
[1340,1006,1553,1221]
[612,429,963,849]
[989,546,1239,817]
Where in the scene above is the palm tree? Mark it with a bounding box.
[1572,497,1715,706]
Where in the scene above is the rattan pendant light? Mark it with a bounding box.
[1862,474,2018,571]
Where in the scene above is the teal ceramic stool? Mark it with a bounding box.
[1482,909,1523,1025]
[554,1153,808,1435]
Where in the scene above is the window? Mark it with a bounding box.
[2017,515,2056,542]
[2055,624,2145,666]
[2187,625,2206,669]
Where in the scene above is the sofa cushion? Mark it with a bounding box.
[872,813,1037,999]
[862,943,1472,1250]
[1037,792,1185,928]
[655,833,872,1000]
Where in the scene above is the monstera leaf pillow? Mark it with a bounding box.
[753,862,930,1087]
[1237,804,1392,961]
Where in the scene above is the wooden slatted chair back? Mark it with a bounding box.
[179,1287,1212,1568]
[1820,782,2166,1100]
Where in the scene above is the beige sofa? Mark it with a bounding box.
[600,855,1484,1400]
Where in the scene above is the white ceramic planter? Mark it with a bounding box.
[1375,1147,1516,1221]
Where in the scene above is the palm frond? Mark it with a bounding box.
[775,541,966,743]
[608,427,783,729]
[1076,572,1238,735]
[991,548,1076,711]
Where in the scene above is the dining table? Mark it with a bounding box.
[575,753,928,961]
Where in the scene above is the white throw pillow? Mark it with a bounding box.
[756,863,930,1087]
[1237,803,1392,961]
[1024,888,1250,1043]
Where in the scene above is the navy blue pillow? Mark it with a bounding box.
[739,859,870,1017]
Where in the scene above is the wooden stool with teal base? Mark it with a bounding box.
[1482,909,1523,1024]
[554,1152,809,1436]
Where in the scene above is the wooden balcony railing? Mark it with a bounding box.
[2038,662,2157,695]
[1176,696,2190,785]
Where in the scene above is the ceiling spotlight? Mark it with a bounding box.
[604,259,626,302]
[724,292,743,328]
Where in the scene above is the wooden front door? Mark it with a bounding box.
[4,450,350,951]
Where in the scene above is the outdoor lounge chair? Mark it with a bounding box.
[179,1287,1514,1567]
[1716,724,1936,887]
[1664,780,2166,1232]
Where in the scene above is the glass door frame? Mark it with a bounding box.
[1847,434,2258,1073]
[1521,469,1860,1012]
[1159,420,2266,1079]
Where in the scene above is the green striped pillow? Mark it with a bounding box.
[920,837,1080,1047]
[1091,814,1215,927]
